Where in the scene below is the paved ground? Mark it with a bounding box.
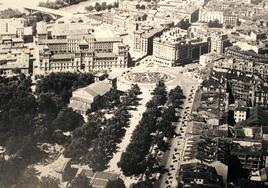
[157,83,199,188]
[152,60,203,188]
[107,84,153,171]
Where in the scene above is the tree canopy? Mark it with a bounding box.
[118,83,185,177]
[106,178,126,188]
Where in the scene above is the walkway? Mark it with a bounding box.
[107,87,152,173]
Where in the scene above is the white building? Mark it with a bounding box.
[0,18,25,38]
[234,106,248,123]
[152,27,209,66]
[199,52,224,67]
[210,32,231,54]
[199,7,238,26]
[69,78,116,115]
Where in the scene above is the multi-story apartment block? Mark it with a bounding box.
[190,23,232,53]
[214,46,268,83]
[199,5,238,26]
[232,107,268,171]
[0,18,25,39]
[210,32,231,53]
[208,69,268,108]
[199,9,224,24]
[0,49,31,77]
[39,39,68,53]
[178,162,224,188]
[132,27,163,56]
[234,106,248,123]
[152,28,209,66]
[225,46,268,63]
[214,57,268,82]
[0,34,32,77]
[231,140,265,170]
[0,37,24,50]
[223,12,238,26]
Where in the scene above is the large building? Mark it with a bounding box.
[199,0,240,26]
[178,162,224,188]
[152,28,209,66]
[231,140,265,170]
[39,40,129,74]
[232,107,268,171]
[0,34,32,77]
[210,32,231,54]
[207,69,268,108]
[69,77,116,115]
[234,106,248,123]
[132,26,164,56]
[0,18,25,39]
[37,23,130,74]
[0,49,31,77]
[228,71,268,108]
[199,8,238,26]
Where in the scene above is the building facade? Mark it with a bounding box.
[152,28,209,66]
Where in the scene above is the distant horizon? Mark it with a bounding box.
[0,0,56,11]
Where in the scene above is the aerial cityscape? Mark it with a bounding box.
[0,0,268,187]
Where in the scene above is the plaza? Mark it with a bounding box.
[125,71,173,84]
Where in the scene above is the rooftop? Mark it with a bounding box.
[75,80,113,99]
[51,53,75,60]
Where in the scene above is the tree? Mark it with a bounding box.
[85,5,94,12]
[51,129,67,144]
[131,84,142,95]
[152,134,169,151]
[208,19,222,28]
[36,72,94,105]
[33,113,53,142]
[113,1,119,8]
[107,4,113,10]
[151,80,167,105]
[0,157,25,188]
[64,137,88,158]
[118,150,147,176]
[106,178,126,188]
[101,2,107,10]
[87,147,108,172]
[69,174,92,188]
[167,86,185,108]
[38,93,58,115]
[52,108,84,131]
[0,8,24,18]
[95,2,102,11]
[39,176,60,188]
[15,168,40,188]
[132,180,153,188]
[140,5,145,9]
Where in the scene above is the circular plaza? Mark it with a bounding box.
[124,71,174,84]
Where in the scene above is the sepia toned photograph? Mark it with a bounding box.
[0,0,268,187]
